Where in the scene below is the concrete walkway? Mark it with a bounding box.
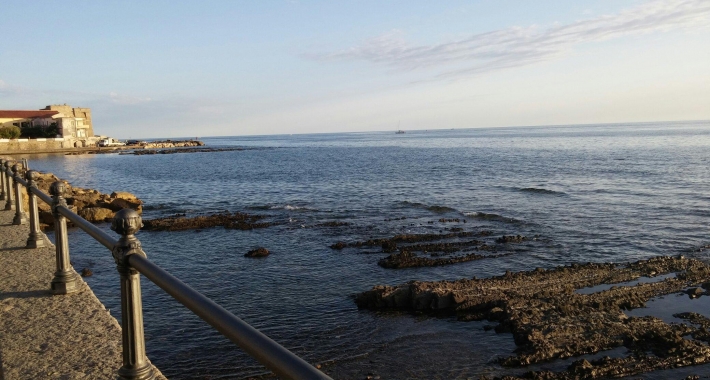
[0,209,166,379]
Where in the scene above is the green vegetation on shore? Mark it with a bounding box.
[0,126,21,138]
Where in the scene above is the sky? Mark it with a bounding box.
[1,0,709,138]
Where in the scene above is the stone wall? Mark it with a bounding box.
[0,138,71,152]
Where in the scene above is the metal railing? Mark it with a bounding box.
[0,157,333,380]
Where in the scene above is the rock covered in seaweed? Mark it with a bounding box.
[143,212,275,231]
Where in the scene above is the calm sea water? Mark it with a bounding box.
[21,121,710,379]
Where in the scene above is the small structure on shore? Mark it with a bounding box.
[0,104,97,149]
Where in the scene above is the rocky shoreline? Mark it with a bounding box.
[355,256,710,379]
[18,172,143,229]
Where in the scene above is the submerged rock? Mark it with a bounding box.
[381,241,397,253]
[495,235,527,244]
[332,230,518,268]
[330,242,347,250]
[244,247,270,258]
[143,212,275,231]
[378,250,506,269]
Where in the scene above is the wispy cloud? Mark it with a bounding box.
[108,91,152,105]
[305,0,710,79]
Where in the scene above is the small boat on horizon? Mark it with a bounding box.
[395,120,405,134]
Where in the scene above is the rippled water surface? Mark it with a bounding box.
[22,121,710,379]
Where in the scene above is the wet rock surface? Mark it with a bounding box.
[331,229,531,268]
[356,256,710,379]
[378,250,509,268]
[143,212,276,231]
[244,247,270,258]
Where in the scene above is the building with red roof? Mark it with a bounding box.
[0,105,95,146]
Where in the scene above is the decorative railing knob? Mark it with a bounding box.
[26,170,39,183]
[110,208,155,380]
[49,180,81,294]
[49,180,67,197]
[25,170,45,249]
[111,208,144,237]
[11,163,27,225]
[0,158,5,201]
[3,161,14,211]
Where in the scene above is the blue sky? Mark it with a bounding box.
[1,0,709,138]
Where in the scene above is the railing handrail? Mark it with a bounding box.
[29,185,53,207]
[57,205,117,249]
[0,159,333,380]
[129,254,331,380]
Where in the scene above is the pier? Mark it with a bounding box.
[0,157,331,380]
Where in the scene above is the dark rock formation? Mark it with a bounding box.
[356,256,710,379]
[244,247,270,258]
[330,230,527,268]
[378,250,507,269]
[80,268,93,277]
[495,235,527,244]
[314,221,350,228]
[143,212,275,231]
[331,231,478,249]
[381,241,398,253]
[330,242,347,250]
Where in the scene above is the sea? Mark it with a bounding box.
[20,121,710,379]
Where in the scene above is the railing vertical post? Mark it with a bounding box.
[49,181,82,294]
[4,161,15,211]
[12,163,28,225]
[111,209,156,380]
[25,170,46,248]
[0,159,5,201]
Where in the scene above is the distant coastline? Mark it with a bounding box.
[0,139,204,156]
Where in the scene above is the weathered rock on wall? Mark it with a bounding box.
[0,138,72,152]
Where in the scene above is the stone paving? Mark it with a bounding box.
[0,209,166,379]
